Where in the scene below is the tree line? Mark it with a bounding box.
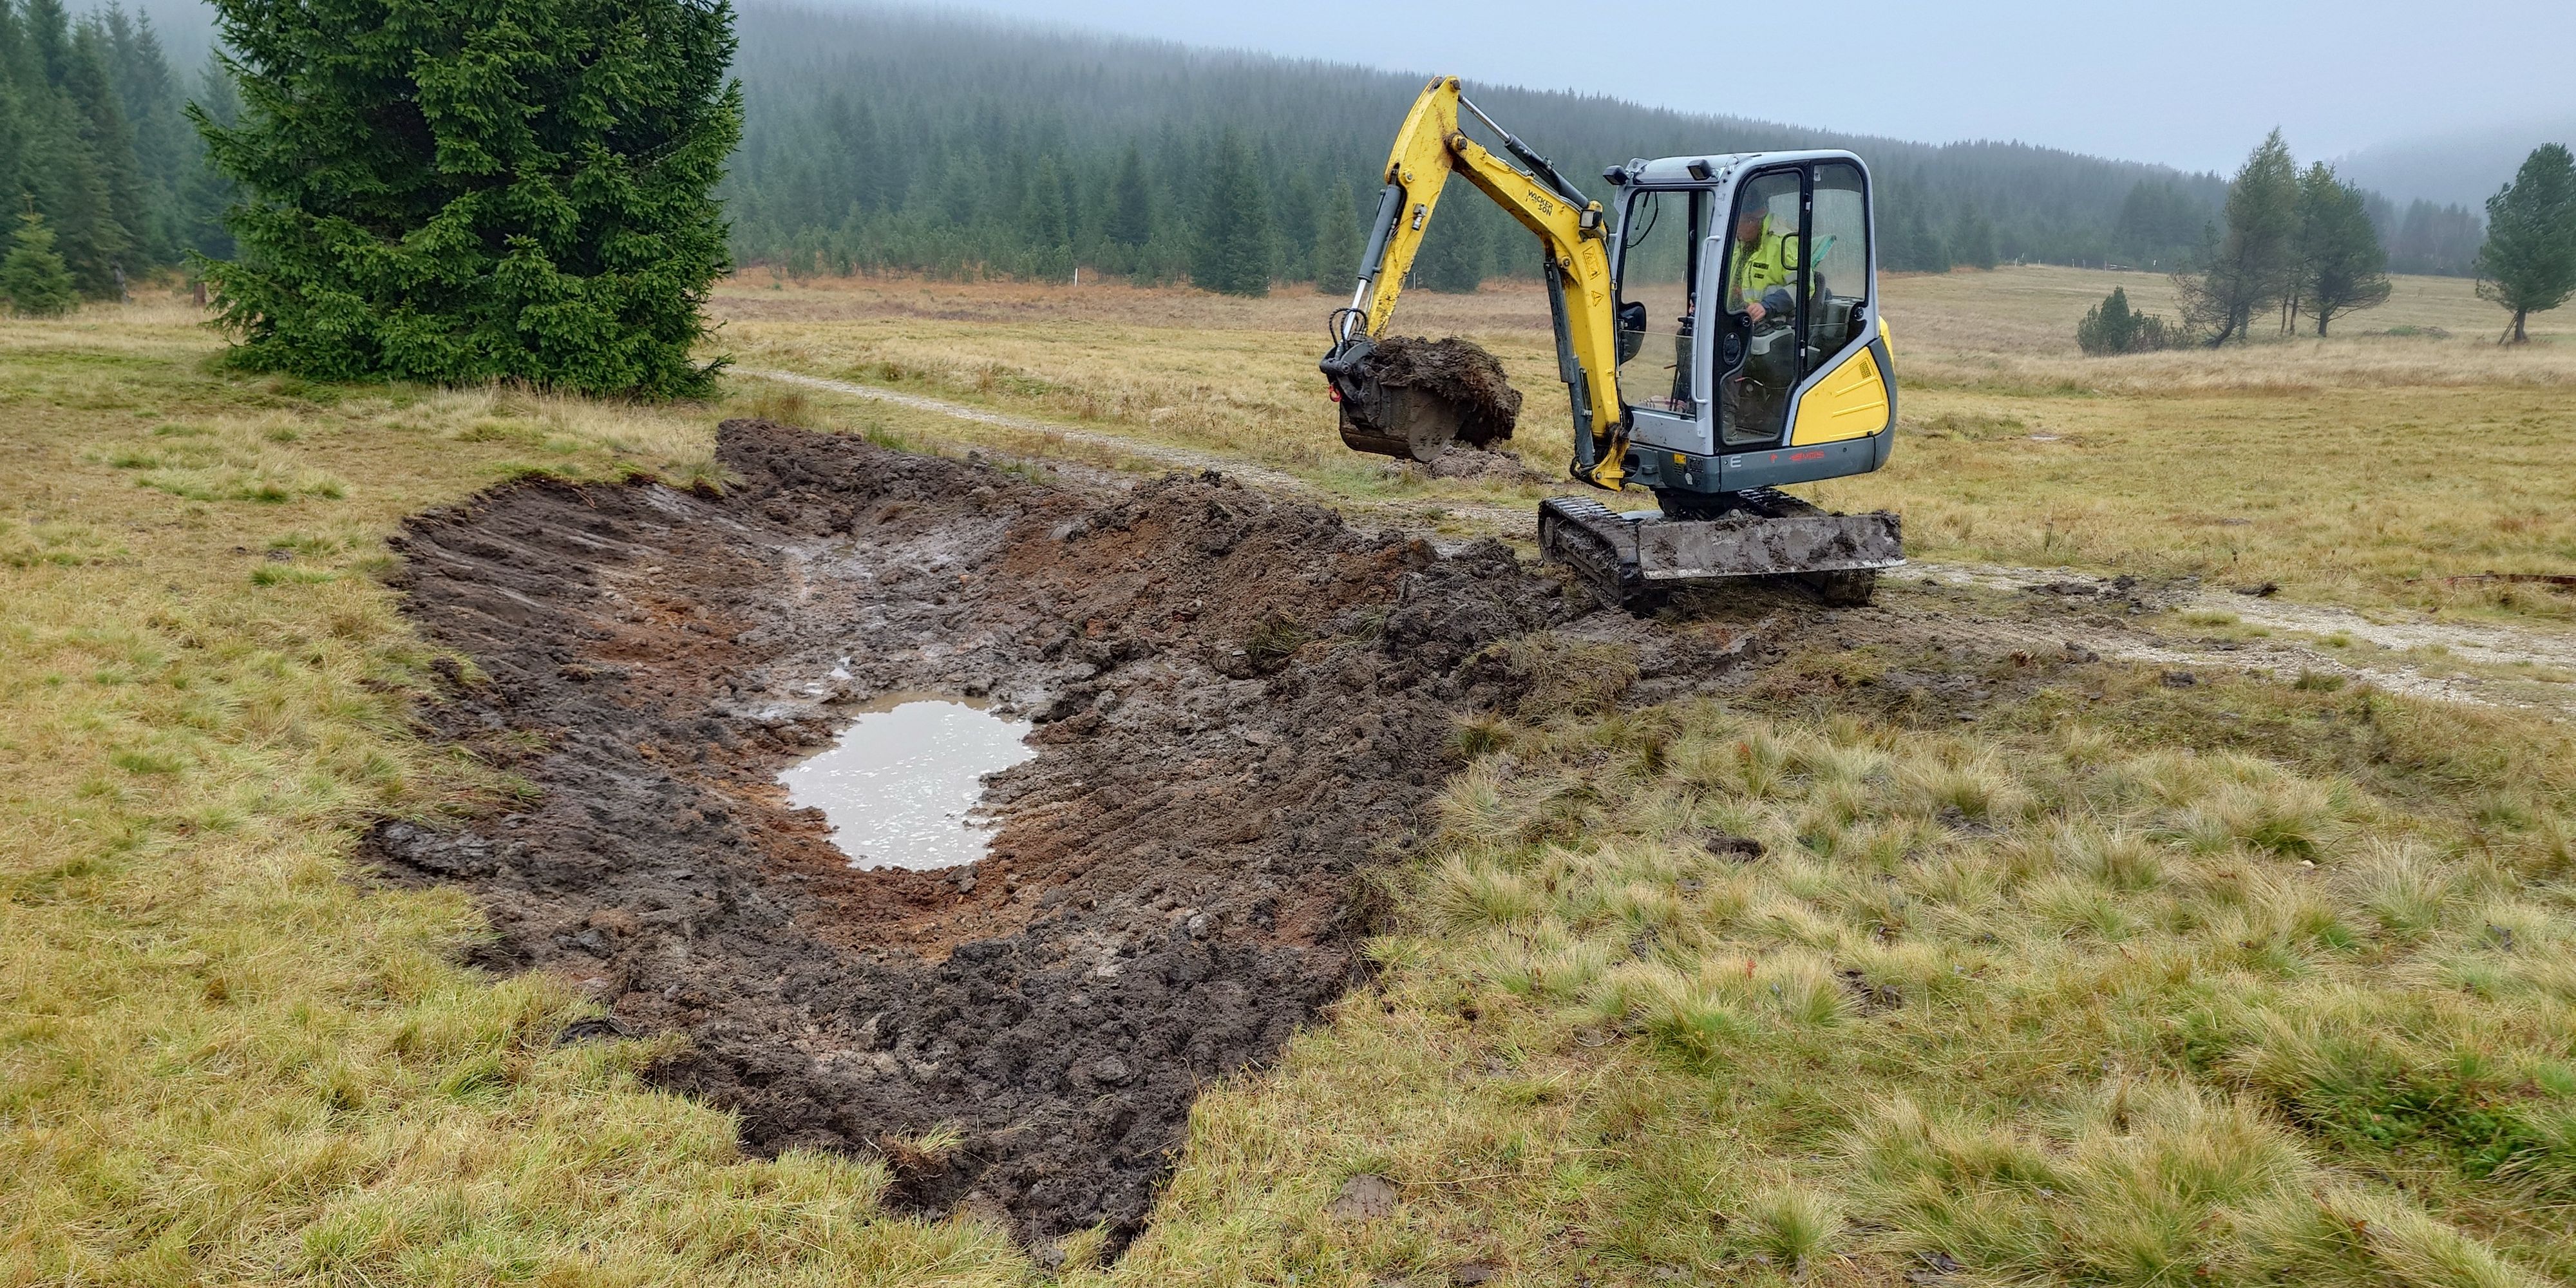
[2078,133,2573,352]
[0,0,2548,343]
[717,3,2243,296]
[0,0,233,312]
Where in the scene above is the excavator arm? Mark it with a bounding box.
[1320,77,1633,489]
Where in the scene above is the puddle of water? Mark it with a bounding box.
[779,697,1036,870]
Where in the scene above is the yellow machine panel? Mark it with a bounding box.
[1787,345,1891,446]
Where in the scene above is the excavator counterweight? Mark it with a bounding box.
[1323,77,1905,606]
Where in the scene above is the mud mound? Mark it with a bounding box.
[366,421,1584,1250]
[1361,335,1524,447]
[1424,443,1545,483]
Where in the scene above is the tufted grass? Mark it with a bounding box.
[1117,647,2576,1286]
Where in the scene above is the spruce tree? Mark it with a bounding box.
[1273,170,1316,284]
[61,21,144,295]
[2179,129,2297,345]
[6,0,135,297]
[0,0,224,287]
[1,207,77,315]
[1191,129,1270,296]
[2475,144,2576,345]
[194,0,746,397]
[101,8,187,264]
[1949,207,1997,270]
[1311,176,1358,294]
[1024,153,1071,279]
[179,54,240,258]
[1417,178,1486,292]
[2114,179,2213,270]
[2391,200,2481,276]
[1106,142,1151,250]
[1881,190,1947,272]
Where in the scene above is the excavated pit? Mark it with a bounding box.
[363,419,1645,1250]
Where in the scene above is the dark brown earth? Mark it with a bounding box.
[365,420,1625,1251]
[1360,335,1525,447]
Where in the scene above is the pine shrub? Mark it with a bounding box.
[193,0,744,398]
[1,211,79,316]
[2076,285,2184,355]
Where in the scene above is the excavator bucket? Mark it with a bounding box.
[1540,491,1904,607]
[1321,334,1522,463]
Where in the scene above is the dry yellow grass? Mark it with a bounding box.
[1886,265,2576,392]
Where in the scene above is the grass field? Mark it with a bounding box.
[8,269,2576,1286]
[721,265,2576,619]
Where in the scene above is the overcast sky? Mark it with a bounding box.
[907,0,2575,175]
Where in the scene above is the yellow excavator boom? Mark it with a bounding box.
[1325,76,1633,488]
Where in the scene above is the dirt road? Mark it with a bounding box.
[740,367,2576,712]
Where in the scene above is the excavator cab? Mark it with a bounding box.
[1604,153,1895,505]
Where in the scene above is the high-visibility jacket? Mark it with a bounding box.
[1726,216,1796,312]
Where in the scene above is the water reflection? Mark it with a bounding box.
[778,697,1035,870]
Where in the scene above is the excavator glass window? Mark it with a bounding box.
[1805,163,1872,369]
[1718,170,1805,447]
[1614,188,1708,417]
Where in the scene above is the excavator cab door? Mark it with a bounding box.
[1714,169,1807,448]
[1714,159,1890,453]
[1785,161,1891,449]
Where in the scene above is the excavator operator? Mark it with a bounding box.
[1727,208,1796,324]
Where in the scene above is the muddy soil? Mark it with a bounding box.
[366,421,1650,1249]
[1423,442,1548,483]
[1361,335,1524,447]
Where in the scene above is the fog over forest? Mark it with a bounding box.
[80,0,2526,289]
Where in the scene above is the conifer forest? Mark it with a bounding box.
[0,0,2512,301]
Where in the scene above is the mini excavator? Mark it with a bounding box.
[1320,77,1904,605]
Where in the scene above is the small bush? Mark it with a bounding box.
[2077,287,2189,355]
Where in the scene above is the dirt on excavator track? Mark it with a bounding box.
[365,419,1667,1251]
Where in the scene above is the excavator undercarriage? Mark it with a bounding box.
[1539,491,1902,608]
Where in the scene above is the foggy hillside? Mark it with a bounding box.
[2338,115,2576,209]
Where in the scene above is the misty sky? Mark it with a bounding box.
[908,0,2574,175]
